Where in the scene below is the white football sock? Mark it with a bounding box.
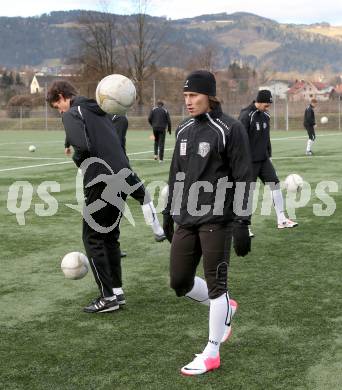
[113,287,124,295]
[202,293,229,358]
[141,202,164,236]
[306,139,313,152]
[271,189,286,224]
[151,218,164,236]
[185,276,209,306]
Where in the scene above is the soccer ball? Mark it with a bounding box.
[284,174,304,193]
[95,74,136,115]
[61,252,89,280]
[320,116,328,124]
[28,145,36,152]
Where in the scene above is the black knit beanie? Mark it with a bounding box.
[183,70,216,96]
[256,89,273,103]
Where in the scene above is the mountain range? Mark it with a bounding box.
[1,10,342,72]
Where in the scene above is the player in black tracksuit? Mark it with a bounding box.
[239,90,298,230]
[303,98,317,155]
[110,113,166,242]
[47,80,148,313]
[65,114,128,154]
[111,114,129,153]
[65,111,166,253]
[162,70,253,375]
[148,101,171,162]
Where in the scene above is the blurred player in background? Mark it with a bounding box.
[148,100,172,162]
[303,98,317,156]
[239,90,298,230]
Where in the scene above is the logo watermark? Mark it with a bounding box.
[6,157,339,230]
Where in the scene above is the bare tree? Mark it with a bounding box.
[76,7,121,82]
[120,0,169,109]
[185,45,218,73]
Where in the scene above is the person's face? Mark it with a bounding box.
[184,92,210,117]
[52,95,71,114]
[256,102,271,112]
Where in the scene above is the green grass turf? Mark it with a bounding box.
[0,128,341,389]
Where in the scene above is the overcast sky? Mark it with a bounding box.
[1,0,342,25]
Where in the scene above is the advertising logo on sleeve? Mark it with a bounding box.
[180,139,187,156]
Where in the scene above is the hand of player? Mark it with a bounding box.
[162,212,174,243]
[232,221,251,257]
[65,147,71,156]
[168,129,171,135]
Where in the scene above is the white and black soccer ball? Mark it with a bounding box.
[320,116,328,124]
[96,74,136,115]
[284,174,304,193]
[28,145,36,152]
[61,252,89,280]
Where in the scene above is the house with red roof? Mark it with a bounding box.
[287,80,333,102]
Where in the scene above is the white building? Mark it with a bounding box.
[258,81,290,100]
[30,74,66,94]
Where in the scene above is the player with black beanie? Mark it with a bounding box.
[162,70,253,375]
[239,90,298,230]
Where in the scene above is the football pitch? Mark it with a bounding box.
[0,129,341,389]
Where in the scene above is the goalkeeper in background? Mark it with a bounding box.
[303,98,317,156]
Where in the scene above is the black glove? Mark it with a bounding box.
[168,129,171,135]
[162,212,174,243]
[232,221,251,257]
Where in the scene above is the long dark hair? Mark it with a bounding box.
[46,80,78,107]
[209,96,221,110]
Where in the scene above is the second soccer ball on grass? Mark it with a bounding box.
[61,252,89,280]
[284,174,304,193]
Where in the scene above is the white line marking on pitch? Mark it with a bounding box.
[0,140,63,146]
[271,133,342,141]
[0,134,340,173]
[0,161,72,172]
[129,158,172,161]
[0,148,169,172]
[272,155,335,160]
[0,155,66,160]
[126,148,173,156]
[0,132,340,147]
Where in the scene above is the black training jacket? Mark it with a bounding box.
[63,97,147,204]
[111,114,128,153]
[238,102,272,162]
[165,105,253,227]
[303,104,316,128]
[62,96,131,185]
[148,106,172,132]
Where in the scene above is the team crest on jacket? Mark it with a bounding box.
[198,142,210,157]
